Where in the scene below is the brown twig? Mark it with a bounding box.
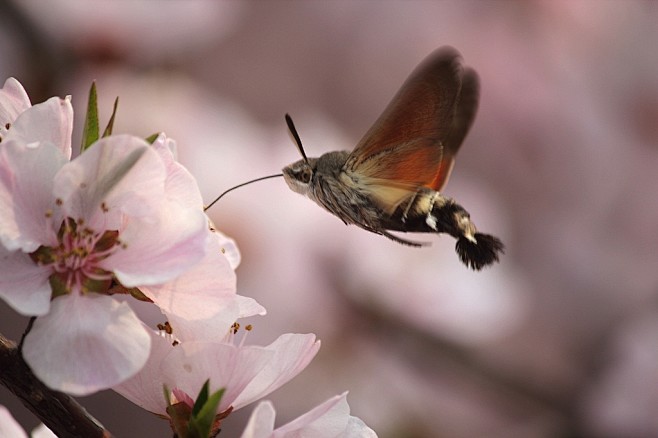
[0,333,112,438]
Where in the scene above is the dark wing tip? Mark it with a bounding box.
[444,67,480,155]
[417,46,465,87]
[428,45,462,63]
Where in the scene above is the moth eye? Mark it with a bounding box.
[298,169,312,184]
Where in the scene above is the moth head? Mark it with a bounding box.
[283,113,318,196]
[282,158,316,196]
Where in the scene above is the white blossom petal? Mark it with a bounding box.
[141,232,236,317]
[22,294,151,396]
[273,393,348,437]
[0,245,51,316]
[105,200,208,286]
[242,394,377,438]
[0,406,28,438]
[53,135,166,225]
[0,78,31,127]
[8,96,73,159]
[237,295,267,318]
[162,296,241,345]
[343,416,378,438]
[240,401,276,438]
[113,327,175,414]
[140,232,242,341]
[151,134,203,209]
[31,423,57,438]
[213,229,241,269]
[233,333,321,410]
[0,141,67,251]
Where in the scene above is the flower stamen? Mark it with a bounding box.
[31,216,122,296]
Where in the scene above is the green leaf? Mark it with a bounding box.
[187,382,225,438]
[102,96,119,138]
[144,132,160,144]
[191,380,210,417]
[81,82,100,152]
[163,384,173,406]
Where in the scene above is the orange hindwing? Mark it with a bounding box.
[345,46,480,212]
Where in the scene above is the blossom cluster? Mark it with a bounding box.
[0,78,375,437]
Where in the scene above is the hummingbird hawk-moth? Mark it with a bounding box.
[281,47,504,270]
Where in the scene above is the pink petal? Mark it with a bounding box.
[31,423,57,438]
[163,296,240,344]
[104,135,213,288]
[237,295,267,318]
[212,228,241,270]
[0,245,51,316]
[140,231,240,340]
[53,135,166,224]
[22,294,151,396]
[113,327,176,415]
[0,141,67,251]
[272,392,349,437]
[0,405,28,438]
[161,342,273,413]
[0,78,31,127]
[240,401,276,438]
[343,416,378,438]
[151,135,203,210]
[139,226,236,321]
[105,202,207,286]
[243,394,378,438]
[8,96,73,159]
[232,334,321,410]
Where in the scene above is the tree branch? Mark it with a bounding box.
[0,333,112,438]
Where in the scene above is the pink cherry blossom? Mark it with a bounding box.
[240,393,377,438]
[113,324,320,417]
[0,79,219,395]
[0,134,205,394]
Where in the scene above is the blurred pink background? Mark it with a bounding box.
[1,1,657,437]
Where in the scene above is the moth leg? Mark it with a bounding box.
[400,190,421,224]
[380,230,429,247]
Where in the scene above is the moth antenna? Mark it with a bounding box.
[285,113,309,164]
[204,174,284,212]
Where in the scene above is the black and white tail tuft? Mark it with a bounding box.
[455,233,504,270]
